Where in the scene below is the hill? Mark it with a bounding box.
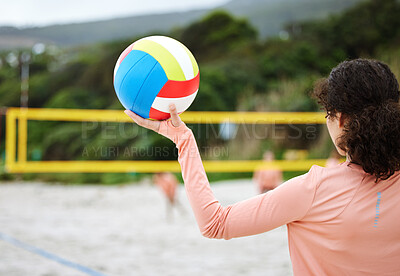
[224,0,363,38]
[0,0,363,50]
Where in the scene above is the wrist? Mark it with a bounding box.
[158,120,190,142]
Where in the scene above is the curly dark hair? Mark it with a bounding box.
[313,59,400,181]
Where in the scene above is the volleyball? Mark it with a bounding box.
[113,35,200,120]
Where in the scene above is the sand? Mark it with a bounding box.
[0,179,292,276]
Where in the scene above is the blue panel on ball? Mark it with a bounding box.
[133,62,168,118]
[114,50,148,110]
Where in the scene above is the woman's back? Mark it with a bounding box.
[289,162,400,275]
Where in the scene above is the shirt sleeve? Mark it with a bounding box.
[158,120,318,240]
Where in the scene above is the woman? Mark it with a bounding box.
[124,59,400,275]
[253,150,282,193]
[153,172,185,220]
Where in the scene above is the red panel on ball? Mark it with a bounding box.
[157,72,200,98]
[149,107,170,120]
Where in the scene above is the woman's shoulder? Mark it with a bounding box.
[301,161,367,202]
[280,161,364,195]
[310,161,365,180]
[298,161,367,220]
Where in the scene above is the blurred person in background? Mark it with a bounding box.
[153,172,184,220]
[253,150,283,193]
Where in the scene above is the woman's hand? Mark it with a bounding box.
[124,104,182,132]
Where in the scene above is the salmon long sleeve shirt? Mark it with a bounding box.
[158,121,400,275]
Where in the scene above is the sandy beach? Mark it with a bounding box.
[0,179,292,276]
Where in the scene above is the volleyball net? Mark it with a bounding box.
[5,107,328,173]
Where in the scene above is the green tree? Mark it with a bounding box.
[178,10,258,62]
[288,0,400,58]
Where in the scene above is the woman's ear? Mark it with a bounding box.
[337,112,346,128]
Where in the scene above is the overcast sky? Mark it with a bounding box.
[0,0,230,27]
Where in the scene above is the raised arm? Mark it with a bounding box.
[125,105,317,239]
